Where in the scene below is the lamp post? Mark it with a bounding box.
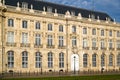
[40,55,42,75]
[74,56,76,74]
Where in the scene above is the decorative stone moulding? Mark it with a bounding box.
[105,17,108,23]
[77,13,82,19]
[113,18,116,24]
[88,14,91,21]
[54,9,58,16]
[97,16,100,22]
[16,2,21,11]
[42,6,46,15]
[65,10,71,18]
[0,0,2,6]
[29,4,34,13]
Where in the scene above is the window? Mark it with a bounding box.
[109,54,113,66]
[83,54,88,67]
[83,28,87,34]
[59,36,64,47]
[72,26,76,33]
[8,51,14,68]
[101,39,104,49]
[117,40,120,48]
[48,52,53,68]
[47,6,52,12]
[35,22,40,29]
[101,29,104,36]
[59,25,63,32]
[7,31,14,43]
[22,20,27,28]
[109,39,112,49]
[101,54,105,67]
[35,52,42,68]
[22,51,28,68]
[48,24,52,31]
[47,35,53,46]
[92,38,96,47]
[92,29,96,35]
[59,53,64,68]
[117,53,120,66]
[8,19,14,27]
[22,2,28,9]
[92,54,97,67]
[109,30,112,36]
[117,31,120,37]
[35,34,41,46]
[72,36,77,47]
[22,33,28,44]
[83,38,87,48]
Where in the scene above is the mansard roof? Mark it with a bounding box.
[5,0,113,21]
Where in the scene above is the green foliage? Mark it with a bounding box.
[3,75,120,80]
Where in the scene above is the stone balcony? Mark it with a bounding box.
[34,44,43,48]
[109,48,114,50]
[6,42,16,47]
[83,47,89,50]
[101,47,107,50]
[58,45,66,49]
[46,45,55,49]
[20,43,30,47]
[92,47,98,50]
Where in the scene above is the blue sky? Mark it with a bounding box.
[46,0,120,22]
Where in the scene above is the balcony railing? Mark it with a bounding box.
[101,47,106,50]
[6,42,16,47]
[109,48,114,50]
[34,44,43,48]
[117,48,120,50]
[46,45,55,48]
[58,45,66,49]
[92,47,98,50]
[20,43,30,47]
[83,47,89,50]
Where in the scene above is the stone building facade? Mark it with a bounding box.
[0,0,120,73]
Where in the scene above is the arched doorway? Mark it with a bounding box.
[71,54,79,72]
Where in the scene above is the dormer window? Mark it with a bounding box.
[47,6,52,12]
[22,2,28,9]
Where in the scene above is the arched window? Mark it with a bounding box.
[92,38,96,48]
[92,54,97,67]
[72,26,76,33]
[109,54,113,66]
[48,23,52,31]
[35,22,40,29]
[59,25,63,32]
[8,51,14,68]
[101,54,105,67]
[83,54,88,67]
[22,51,28,68]
[35,52,42,68]
[117,53,120,66]
[59,53,64,68]
[83,28,87,34]
[48,52,53,68]
[101,29,104,36]
[92,28,96,35]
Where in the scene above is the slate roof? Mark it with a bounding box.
[5,0,113,21]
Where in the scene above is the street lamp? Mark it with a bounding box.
[74,56,76,74]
